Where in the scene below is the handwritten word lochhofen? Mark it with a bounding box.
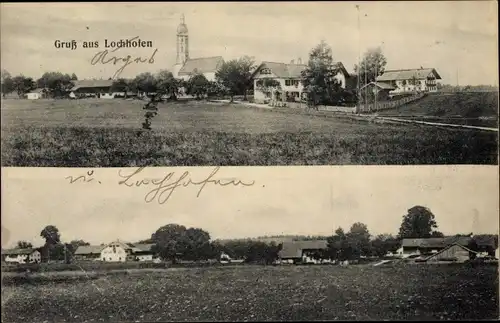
[90,36,158,79]
[118,167,255,204]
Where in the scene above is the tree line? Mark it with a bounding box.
[11,205,498,264]
[1,42,390,106]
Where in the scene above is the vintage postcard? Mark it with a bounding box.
[1,1,499,322]
[0,1,498,167]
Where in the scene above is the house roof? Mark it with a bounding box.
[178,56,224,76]
[279,240,328,259]
[70,80,114,91]
[360,81,395,91]
[402,236,472,249]
[376,68,442,81]
[423,243,477,261]
[253,61,349,79]
[1,248,38,255]
[74,245,104,255]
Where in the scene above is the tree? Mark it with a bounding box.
[37,72,73,98]
[215,57,253,102]
[155,70,180,100]
[353,46,387,88]
[69,240,90,253]
[255,78,281,101]
[134,72,157,96]
[16,241,33,249]
[301,41,343,106]
[186,73,209,99]
[70,73,78,81]
[12,75,35,98]
[346,222,371,258]
[40,225,61,262]
[398,206,439,239]
[430,231,444,238]
[370,234,401,258]
[1,69,14,98]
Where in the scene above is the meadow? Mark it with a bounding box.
[377,92,499,128]
[1,264,498,322]
[1,98,497,166]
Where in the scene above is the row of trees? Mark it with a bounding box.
[1,70,78,99]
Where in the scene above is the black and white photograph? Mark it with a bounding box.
[0,2,498,167]
[1,166,499,321]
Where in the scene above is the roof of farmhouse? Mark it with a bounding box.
[376,68,442,81]
[70,80,114,91]
[360,81,396,91]
[402,236,472,248]
[74,242,155,255]
[1,248,39,255]
[178,56,224,76]
[279,240,328,259]
[253,61,350,79]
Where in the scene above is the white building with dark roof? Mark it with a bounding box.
[74,240,155,262]
[1,248,41,264]
[375,67,442,94]
[172,14,223,82]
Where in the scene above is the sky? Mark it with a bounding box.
[1,166,498,248]
[0,2,498,85]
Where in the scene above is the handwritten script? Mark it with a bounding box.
[90,36,158,79]
[66,167,256,204]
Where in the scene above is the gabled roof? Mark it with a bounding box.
[178,56,224,76]
[70,80,114,91]
[74,245,104,255]
[252,61,349,80]
[1,248,38,256]
[376,68,441,81]
[359,81,395,91]
[422,243,477,261]
[279,240,328,259]
[402,236,472,249]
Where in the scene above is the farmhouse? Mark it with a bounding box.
[375,67,442,94]
[1,248,41,264]
[278,240,328,264]
[74,241,155,262]
[171,14,223,82]
[69,80,114,98]
[400,236,472,257]
[423,243,477,263]
[359,82,396,102]
[251,60,351,104]
[26,88,46,100]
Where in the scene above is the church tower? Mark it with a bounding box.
[176,14,189,65]
[173,14,189,78]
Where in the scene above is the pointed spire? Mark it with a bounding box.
[181,13,185,24]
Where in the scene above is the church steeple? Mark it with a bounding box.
[176,13,189,65]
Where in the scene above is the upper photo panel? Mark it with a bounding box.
[1,2,498,167]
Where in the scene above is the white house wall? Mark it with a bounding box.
[100,245,127,262]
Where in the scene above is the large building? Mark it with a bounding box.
[74,241,155,262]
[278,240,328,264]
[172,14,223,82]
[375,67,442,94]
[1,248,41,264]
[251,60,351,104]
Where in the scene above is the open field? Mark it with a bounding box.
[1,98,497,166]
[377,92,499,128]
[1,264,498,321]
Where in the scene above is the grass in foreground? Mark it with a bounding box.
[1,99,497,166]
[1,264,498,321]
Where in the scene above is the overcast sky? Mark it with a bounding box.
[2,166,498,248]
[1,2,498,85]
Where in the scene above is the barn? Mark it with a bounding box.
[278,240,328,264]
[423,243,477,263]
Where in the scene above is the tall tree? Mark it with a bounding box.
[370,234,401,257]
[1,69,14,98]
[37,72,73,98]
[134,72,157,96]
[215,59,249,102]
[16,241,33,249]
[398,206,439,239]
[12,75,35,97]
[347,222,371,258]
[353,47,387,88]
[237,56,256,101]
[186,73,209,99]
[155,70,180,100]
[301,41,342,106]
[40,225,61,262]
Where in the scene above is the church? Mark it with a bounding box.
[172,14,223,82]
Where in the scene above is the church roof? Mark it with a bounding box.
[178,56,224,76]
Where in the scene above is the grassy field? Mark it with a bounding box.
[377,92,499,128]
[1,98,497,166]
[1,264,498,321]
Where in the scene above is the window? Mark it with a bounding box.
[260,68,271,75]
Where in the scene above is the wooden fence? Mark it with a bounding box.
[356,93,426,114]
